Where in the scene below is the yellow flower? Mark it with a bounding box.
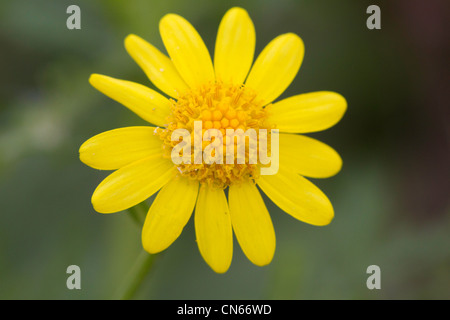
[79,7,346,273]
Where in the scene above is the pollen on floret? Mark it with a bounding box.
[156,81,273,188]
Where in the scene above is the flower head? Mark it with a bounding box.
[80,7,346,273]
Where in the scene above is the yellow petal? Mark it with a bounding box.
[245,33,304,106]
[142,177,199,254]
[279,133,342,178]
[159,14,215,88]
[257,166,334,226]
[124,34,189,98]
[79,126,162,170]
[267,91,347,133]
[214,7,255,85]
[195,185,232,273]
[229,181,275,266]
[89,74,171,127]
[92,155,176,214]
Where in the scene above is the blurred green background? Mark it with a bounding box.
[0,0,449,300]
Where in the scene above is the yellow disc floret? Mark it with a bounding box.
[157,81,272,188]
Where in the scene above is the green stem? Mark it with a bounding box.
[127,201,149,227]
[112,202,156,300]
[113,249,157,300]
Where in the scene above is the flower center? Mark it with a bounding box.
[157,81,273,188]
